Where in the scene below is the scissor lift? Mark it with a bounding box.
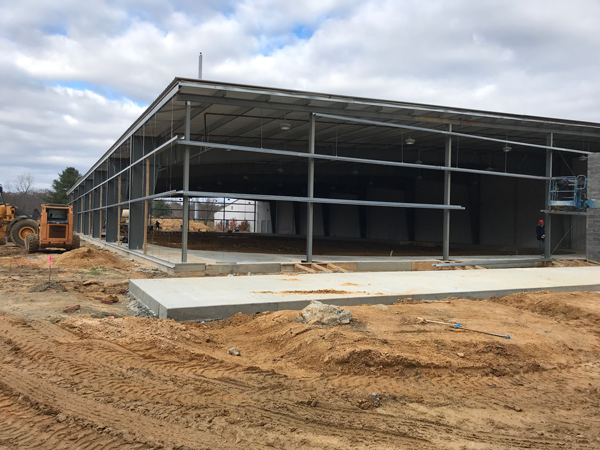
[548,175,596,212]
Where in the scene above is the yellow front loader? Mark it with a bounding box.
[0,185,38,247]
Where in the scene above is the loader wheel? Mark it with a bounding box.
[11,220,38,247]
[25,234,39,254]
[71,235,81,250]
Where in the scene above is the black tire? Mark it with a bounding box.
[11,219,38,247]
[25,234,39,253]
[71,234,81,250]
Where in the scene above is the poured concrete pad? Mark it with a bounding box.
[129,266,600,321]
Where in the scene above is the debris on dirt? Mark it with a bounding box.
[83,280,98,286]
[297,300,352,326]
[227,347,241,356]
[30,281,67,293]
[63,305,80,313]
[101,294,119,304]
[371,304,389,310]
[457,352,465,358]
[356,394,382,410]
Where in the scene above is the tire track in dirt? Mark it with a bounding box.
[0,391,153,450]
[2,310,598,449]
[0,314,434,449]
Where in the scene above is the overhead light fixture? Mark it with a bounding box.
[277,167,284,173]
[415,149,422,164]
[579,154,588,161]
[486,166,494,171]
[280,113,291,131]
[405,137,415,145]
[243,175,249,180]
[502,134,511,153]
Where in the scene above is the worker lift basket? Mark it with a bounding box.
[548,175,590,211]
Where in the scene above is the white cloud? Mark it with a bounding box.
[0,0,599,188]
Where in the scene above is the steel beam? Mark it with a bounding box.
[183,191,464,210]
[443,124,452,261]
[182,101,191,263]
[315,113,592,155]
[68,82,181,196]
[306,113,315,263]
[70,136,179,204]
[178,139,549,180]
[545,134,553,257]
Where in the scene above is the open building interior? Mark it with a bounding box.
[67,78,600,269]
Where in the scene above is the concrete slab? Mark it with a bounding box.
[129,266,600,321]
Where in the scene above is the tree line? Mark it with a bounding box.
[2,168,81,217]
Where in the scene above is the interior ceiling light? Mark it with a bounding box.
[280,113,291,131]
[405,137,415,145]
[503,145,512,152]
[579,154,588,161]
[277,167,284,173]
[415,159,422,164]
[243,175,249,180]
[416,174,423,180]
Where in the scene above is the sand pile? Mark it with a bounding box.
[53,247,129,269]
[152,218,215,232]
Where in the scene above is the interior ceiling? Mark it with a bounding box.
[74,78,600,187]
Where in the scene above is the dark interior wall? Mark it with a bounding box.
[366,188,409,241]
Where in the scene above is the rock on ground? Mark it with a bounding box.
[298,300,352,326]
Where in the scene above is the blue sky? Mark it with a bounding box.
[1,0,599,188]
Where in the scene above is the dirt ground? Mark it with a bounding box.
[148,232,535,257]
[0,245,599,449]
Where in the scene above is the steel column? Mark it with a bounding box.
[443,124,452,261]
[545,134,553,257]
[306,113,316,262]
[182,101,191,263]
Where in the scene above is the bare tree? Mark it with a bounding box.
[15,173,34,195]
[2,173,48,217]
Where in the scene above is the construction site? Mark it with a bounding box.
[2,76,600,449]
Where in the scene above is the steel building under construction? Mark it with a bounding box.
[67,77,600,272]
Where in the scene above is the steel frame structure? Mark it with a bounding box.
[68,78,600,264]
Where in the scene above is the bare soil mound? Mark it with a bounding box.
[490,290,600,325]
[0,247,133,271]
[2,292,600,449]
[53,247,128,269]
[62,296,596,379]
[29,281,67,293]
[154,218,215,232]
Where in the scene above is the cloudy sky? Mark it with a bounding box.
[1,0,599,189]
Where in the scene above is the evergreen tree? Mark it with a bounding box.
[44,167,81,204]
